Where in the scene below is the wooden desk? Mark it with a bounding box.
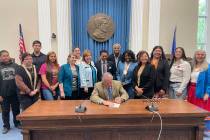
[17,99,210,140]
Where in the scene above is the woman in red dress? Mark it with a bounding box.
[187,50,210,111]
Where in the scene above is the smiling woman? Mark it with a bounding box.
[58,53,81,100]
[133,50,155,99]
[15,52,41,111]
[150,46,169,98]
[39,51,60,100]
[0,0,205,63]
[1,0,210,139]
[169,47,191,100]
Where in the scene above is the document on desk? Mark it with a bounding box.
[109,103,120,108]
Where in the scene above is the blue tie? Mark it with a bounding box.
[107,87,113,100]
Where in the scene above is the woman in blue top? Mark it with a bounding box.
[117,50,137,99]
[187,50,210,111]
[59,53,80,100]
[79,50,97,100]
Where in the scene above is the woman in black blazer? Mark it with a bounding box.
[150,46,169,98]
[133,51,155,99]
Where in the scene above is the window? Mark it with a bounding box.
[197,0,208,50]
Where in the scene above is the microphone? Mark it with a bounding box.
[140,94,159,112]
[75,100,87,113]
[75,104,86,113]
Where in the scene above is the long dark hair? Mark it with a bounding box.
[46,51,59,85]
[150,46,166,60]
[121,50,136,63]
[169,47,187,68]
[46,51,59,68]
[136,50,150,66]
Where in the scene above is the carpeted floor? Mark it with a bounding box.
[0,113,209,140]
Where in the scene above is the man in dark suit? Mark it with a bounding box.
[95,50,116,81]
[107,43,122,69]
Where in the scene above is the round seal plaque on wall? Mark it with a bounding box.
[87,13,115,42]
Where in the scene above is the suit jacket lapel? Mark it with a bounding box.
[98,61,102,73]
[156,59,162,71]
[98,61,103,78]
[107,62,111,72]
[141,64,148,77]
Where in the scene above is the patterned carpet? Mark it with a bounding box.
[0,113,209,140]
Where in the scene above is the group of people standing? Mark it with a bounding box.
[0,40,209,134]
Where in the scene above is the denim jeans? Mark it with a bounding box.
[169,82,187,100]
[42,89,54,100]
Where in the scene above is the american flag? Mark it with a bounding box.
[19,24,26,56]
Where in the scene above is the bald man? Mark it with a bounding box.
[90,72,129,106]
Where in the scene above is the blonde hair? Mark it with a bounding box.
[192,50,208,71]
[82,50,92,61]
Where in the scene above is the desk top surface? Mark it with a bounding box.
[17,99,210,120]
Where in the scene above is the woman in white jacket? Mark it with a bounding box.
[169,47,191,100]
[79,50,97,99]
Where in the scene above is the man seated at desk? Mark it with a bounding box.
[90,72,129,106]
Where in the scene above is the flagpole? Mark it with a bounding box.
[19,24,27,61]
[171,26,177,56]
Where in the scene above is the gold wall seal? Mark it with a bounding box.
[87,13,115,42]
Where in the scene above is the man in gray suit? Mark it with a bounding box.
[90,72,129,106]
